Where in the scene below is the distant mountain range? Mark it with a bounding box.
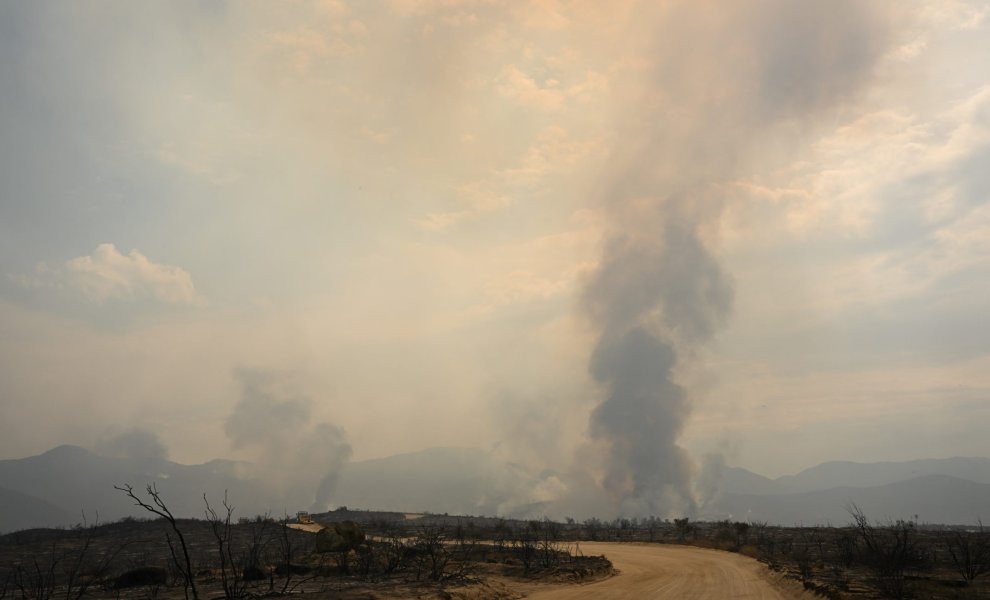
[1,445,987,532]
[0,445,285,532]
[710,474,990,526]
[707,457,990,525]
[720,456,990,495]
[0,445,544,532]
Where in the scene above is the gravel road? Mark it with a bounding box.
[526,542,809,599]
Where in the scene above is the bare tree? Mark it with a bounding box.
[945,520,990,584]
[115,483,199,600]
[673,518,693,543]
[274,517,297,593]
[10,536,58,600]
[413,527,451,581]
[537,518,563,569]
[0,570,11,600]
[203,492,264,600]
[378,523,408,576]
[733,522,751,549]
[848,504,928,599]
[511,529,537,573]
[6,513,136,600]
[752,521,779,568]
[644,516,662,543]
[582,518,601,541]
[241,514,274,585]
[63,513,132,600]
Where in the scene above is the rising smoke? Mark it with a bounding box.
[225,368,351,512]
[583,217,732,515]
[94,426,170,467]
[579,0,897,516]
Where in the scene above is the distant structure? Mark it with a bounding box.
[296,511,314,524]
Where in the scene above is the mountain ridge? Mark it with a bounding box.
[722,456,990,495]
[1,445,988,532]
[709,474,990,526]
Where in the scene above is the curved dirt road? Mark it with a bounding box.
[525,542,808,600]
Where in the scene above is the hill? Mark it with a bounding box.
[0,485,77,532]
[772,456,990,493]
[0,445,282,532]
[710,474,990,525]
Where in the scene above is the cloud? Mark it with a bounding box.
[19,243,202,306]
[414,181,512,230]
[414,127,599,231]
[494,65,605,111]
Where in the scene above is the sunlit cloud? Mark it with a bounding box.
[18,244,203,307]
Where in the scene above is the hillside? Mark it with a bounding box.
[772,457,990,493]
[711,474,990,525]
[0,485,77,533]
[0,445,281,531]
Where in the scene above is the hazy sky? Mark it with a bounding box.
[2,0,989,483]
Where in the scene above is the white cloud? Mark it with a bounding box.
[24,243,203,306]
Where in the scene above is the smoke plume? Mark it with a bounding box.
[94,426,170,467]
[225,369,351,512]
[584,217,732,515]
[580,0,897,516]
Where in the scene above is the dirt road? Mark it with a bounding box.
[525,542,810,599]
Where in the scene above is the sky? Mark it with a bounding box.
[1,0,989,502]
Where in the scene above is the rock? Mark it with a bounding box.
[242,565,266,581]
[316,520,366,553]
[114,566,167,589]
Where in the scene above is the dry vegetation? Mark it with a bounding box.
[0,487,610,600]
[543,508,990,599]
[3,486,988,599]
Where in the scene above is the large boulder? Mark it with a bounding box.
[242,564,267,581]
[114,567,167,589]
[315,520,365,553]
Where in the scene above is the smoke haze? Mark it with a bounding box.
[2,0,989,514]
[225,369,351,511]
[578,0,898,515]
[94,426,169,466]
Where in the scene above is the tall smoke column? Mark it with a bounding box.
[584,217,732,515]
[579,0,896,515]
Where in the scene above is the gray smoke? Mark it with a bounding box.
[94,426,169,467]
[225,369,351,512]
[580,0,898,516]
[584,219,732,515]
[695,452,728,510]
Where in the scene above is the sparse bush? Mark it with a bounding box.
[116,484,199,600]
[734,522,750,549]
[673,517,693,543]
[945,521,990,584]
[411,526,451,581]
[849,505,930,599]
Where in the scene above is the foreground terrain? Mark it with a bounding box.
[4,500,989,598]
[522,542,811,599]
